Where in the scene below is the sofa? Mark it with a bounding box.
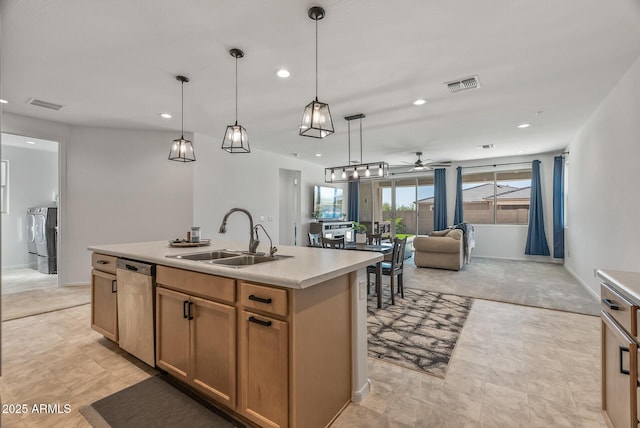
[413,229,464,271]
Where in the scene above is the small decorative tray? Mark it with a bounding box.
[168,239,211,248]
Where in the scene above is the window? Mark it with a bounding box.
[1,160,8,214]
[461,169,532,224]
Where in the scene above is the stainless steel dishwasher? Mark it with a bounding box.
[116,259,156,367]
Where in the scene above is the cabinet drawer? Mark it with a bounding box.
[239,281,288,317]
[92,253,117,274]
[157,266,235,304]
[601,283,637,336]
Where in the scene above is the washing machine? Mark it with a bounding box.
[26,207,38,269]
[34,207,57,274]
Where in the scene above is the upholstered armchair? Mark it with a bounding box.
[413,229,464,271]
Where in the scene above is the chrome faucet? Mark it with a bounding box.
[254,224,278,257]
[218,208,260,254]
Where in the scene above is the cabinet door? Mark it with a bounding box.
[91,269,118,342]
[602,312,637,428]
[190,296,236,408]
[238,310,288,428]
[156,287,190,382]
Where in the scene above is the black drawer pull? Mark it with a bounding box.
[188,302,194,320]
[111,280,117,293]
[248,316,272,327]
[619,346,630,375]
[602,298,620,311]
[248,294,272,304]
[183,300,189,319]
[125,264,139,272]
[96,260,108,265]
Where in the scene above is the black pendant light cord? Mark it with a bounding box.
[315,16,318,101]
[180,79,184,138]
[347,120,351,164]
[359,117,363,164]
[235,54,238,125]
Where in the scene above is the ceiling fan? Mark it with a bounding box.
[401,152,452,172]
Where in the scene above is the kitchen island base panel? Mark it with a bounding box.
[289,273,351,428]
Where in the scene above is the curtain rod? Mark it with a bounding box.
[462,161,533,170]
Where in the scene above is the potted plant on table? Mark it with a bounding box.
[353,222,367,244]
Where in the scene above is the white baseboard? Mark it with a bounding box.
[1,264,37,271]
[351,379,371,403]
[472,254,563,264]
[564,265,600,301]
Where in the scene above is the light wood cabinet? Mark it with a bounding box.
[238,310,289,428]
[156,266,236,408]
[91,253,119,342]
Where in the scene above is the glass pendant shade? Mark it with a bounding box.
[299,98,334,138]
[169,75,195,162]
[221,122,250,153]
[169,135,195,162]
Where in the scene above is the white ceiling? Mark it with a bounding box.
[2,0,640,170]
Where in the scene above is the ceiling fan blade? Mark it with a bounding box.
[426,161,452,167]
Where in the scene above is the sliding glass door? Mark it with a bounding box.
[358,175,434,239]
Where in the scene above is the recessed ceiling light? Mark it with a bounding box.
[276,69,291,78]
[413,99,427,106]
[25,141,36,145]
[160,113,172,119]
[0,99,7,104]
[315,153,322,157]
[517,123,531,128]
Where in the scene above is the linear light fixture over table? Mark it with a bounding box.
[168,75,195,162]
[299,6,334,139]
[222,48,250,153]
[324,113,389,183]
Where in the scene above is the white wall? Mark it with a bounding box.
[446,152,558,262]
[1,113,194,285]
[192,133,326,253]
[1,145,58,269]
[65,126,193,284]
[565,55,640,295]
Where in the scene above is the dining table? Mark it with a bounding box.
[343,242,394,308]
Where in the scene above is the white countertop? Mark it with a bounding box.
[597,269,640,305]
[88,240,383,290]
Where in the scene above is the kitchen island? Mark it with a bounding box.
[88,240,382,428]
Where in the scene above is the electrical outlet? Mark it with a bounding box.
[259,216,265,221]
[268,216,274,222]
[359,280,366,300]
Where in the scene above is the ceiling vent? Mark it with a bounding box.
[445,76,481,94]
[28,98,63,110]
[477,144,495,150]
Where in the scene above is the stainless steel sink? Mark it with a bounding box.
[208,254,292,268]
[167,249,242,261]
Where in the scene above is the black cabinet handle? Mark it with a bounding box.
[248,294,272,304]
[619,346,630,375]
[248,316,272,327]
[125,264,139,272]
[602,298,620,311]
[188,302,194,320]
[111,280,117,293]
[183,301,189,319]
[97,260,108,265]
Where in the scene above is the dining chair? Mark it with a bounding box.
[321,236,345,249]
[308,232,322,247]
[366,237,407,305]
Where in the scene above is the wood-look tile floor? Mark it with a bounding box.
[0,300,605,427]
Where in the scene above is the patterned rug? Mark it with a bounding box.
[368,288,474,378]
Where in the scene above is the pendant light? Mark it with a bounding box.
[324,113,389,183]
[299,6,334,139]
[222,48,250,153]
[168,75,196,162]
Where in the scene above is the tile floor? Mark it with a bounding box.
[0,299,605,427]
[2,268,58,295]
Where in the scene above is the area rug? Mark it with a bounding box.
[368,289,473,378]
[2,285,91,321]
[80,375,244,427]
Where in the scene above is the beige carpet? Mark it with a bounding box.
[2,285,91,321]
[403,257,600,316]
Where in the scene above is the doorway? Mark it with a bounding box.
[278,169,301,246]
[1,133,68,319]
